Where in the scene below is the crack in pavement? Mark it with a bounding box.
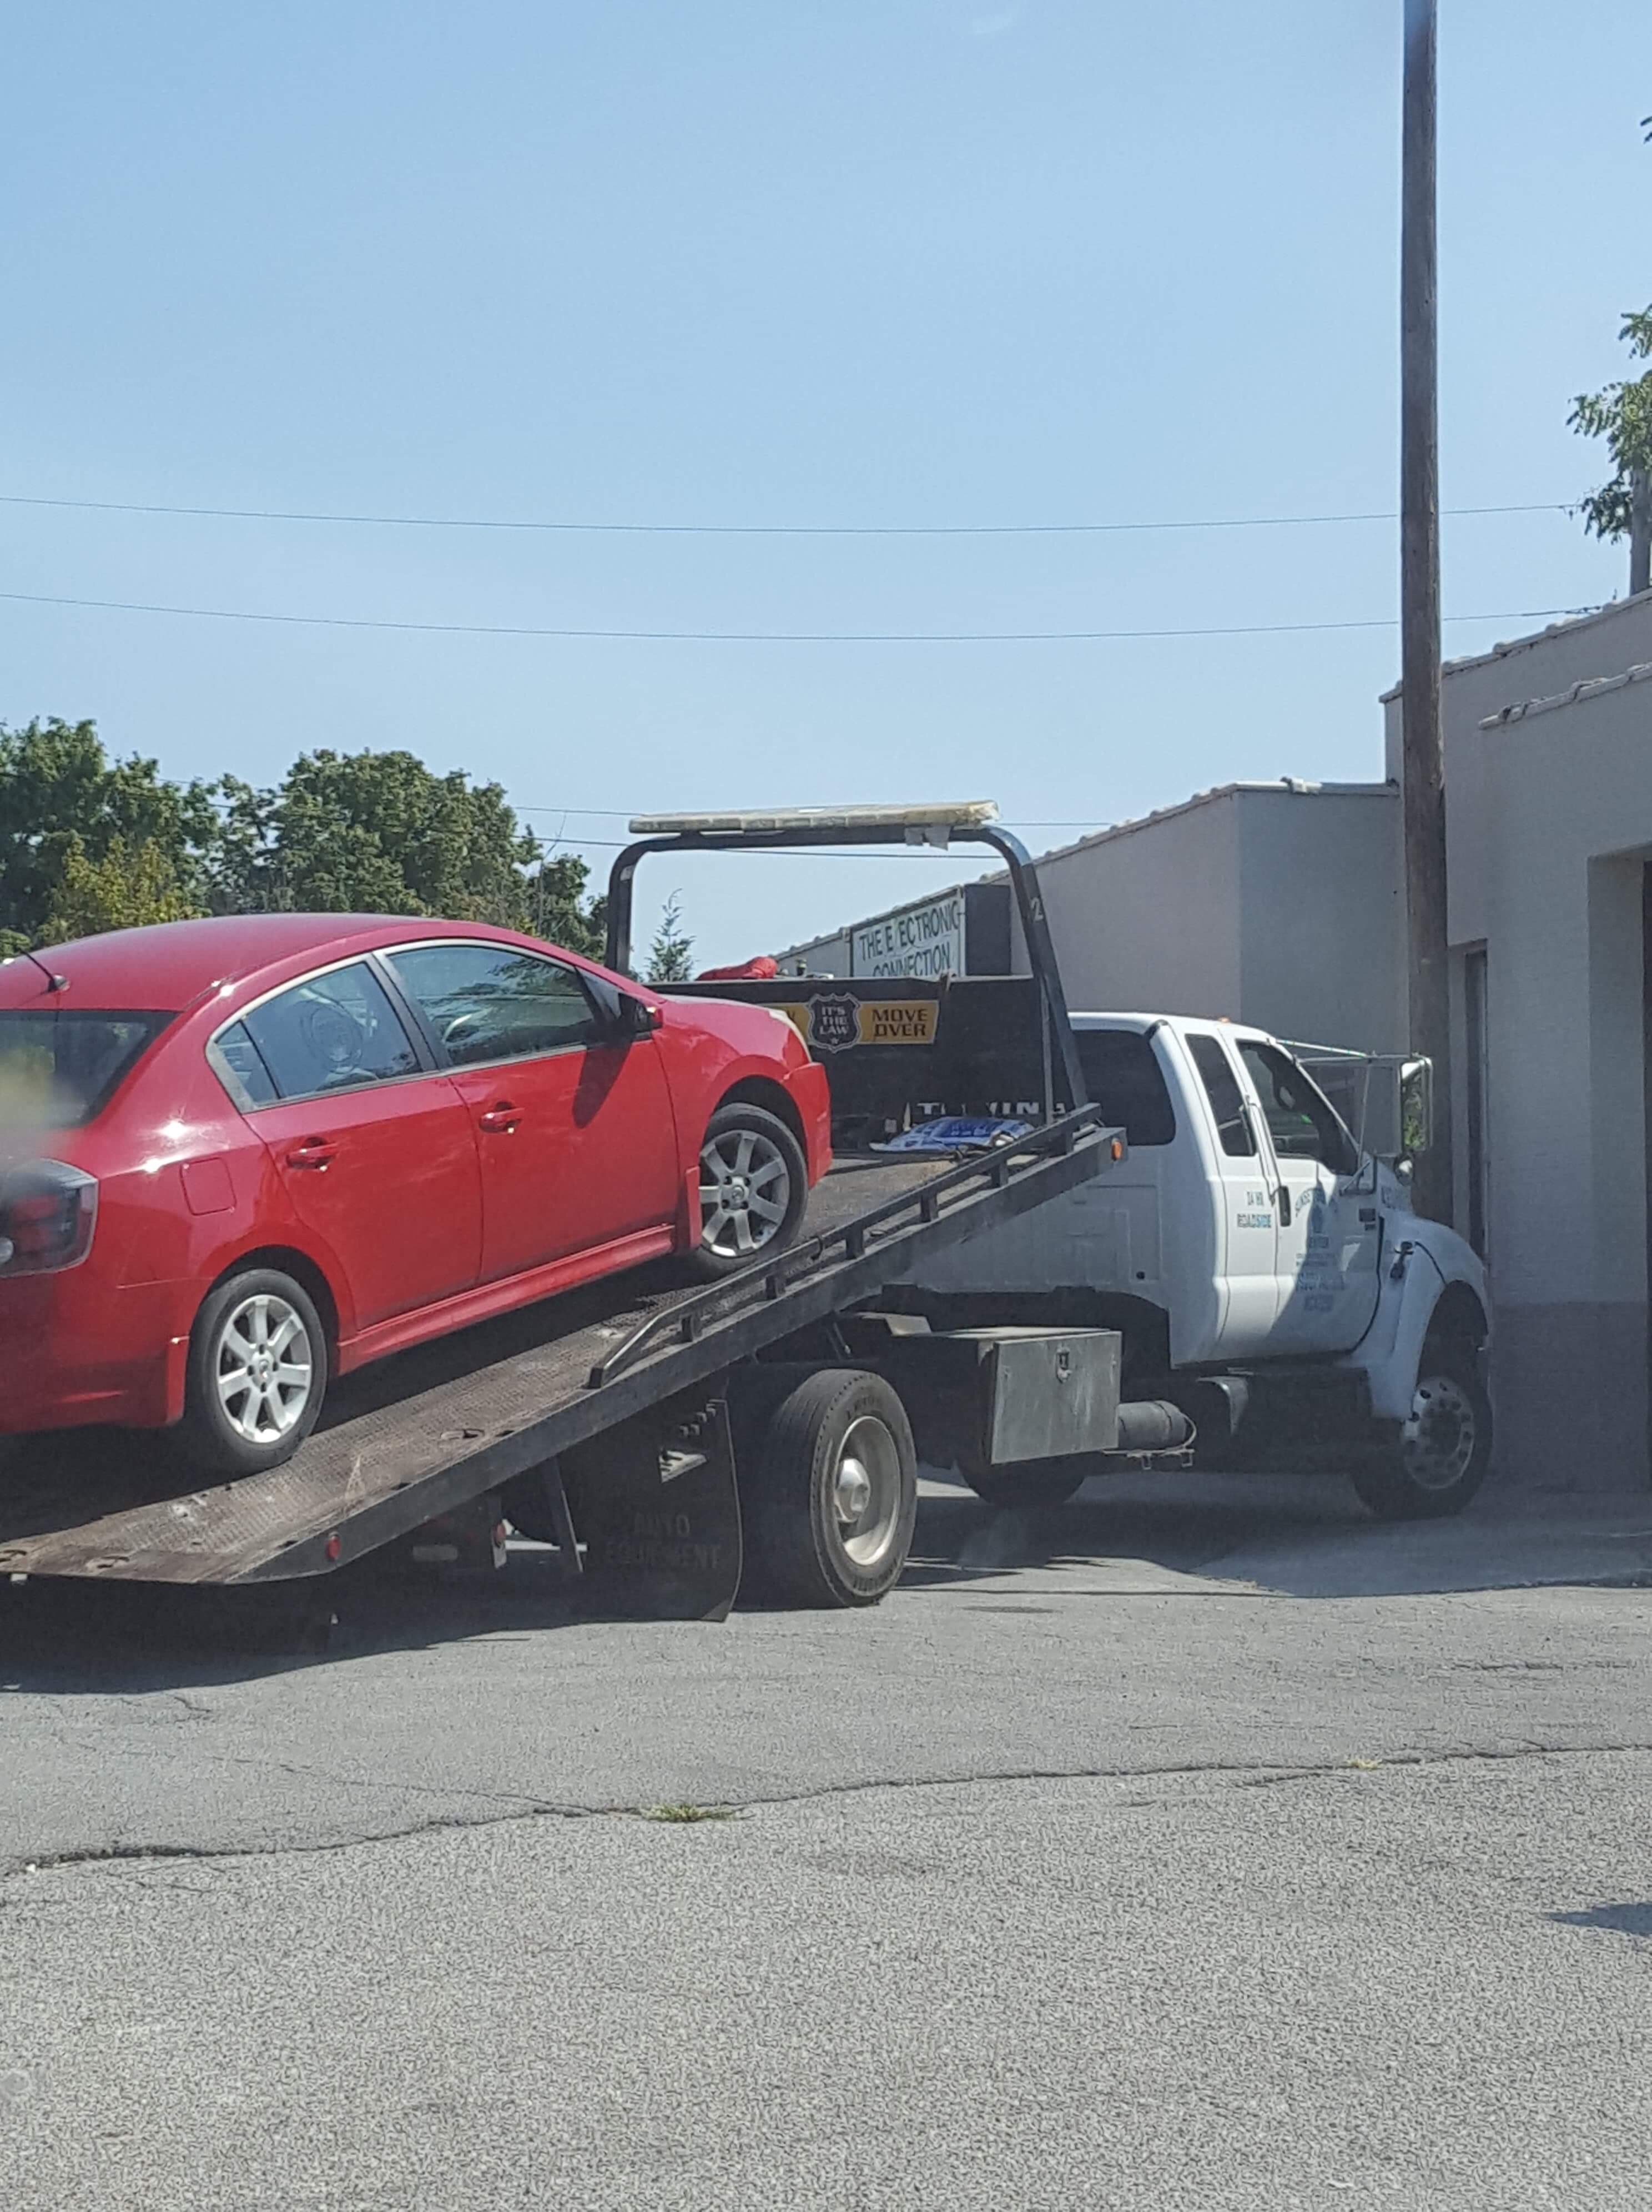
[38,1727,552,1814]
[9,1735,1652,1886]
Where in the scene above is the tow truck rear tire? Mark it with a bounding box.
[1351,1343,1492,1521]
[739,1368,917,1607]
[961,1460,1089,1509]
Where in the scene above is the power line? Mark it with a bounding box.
[0,587,1599,645]
[0,490,1572,538]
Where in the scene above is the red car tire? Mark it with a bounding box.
[177,1267,330,1477]
[689,1103,809,1279]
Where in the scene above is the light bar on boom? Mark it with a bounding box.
[627,801,998,847]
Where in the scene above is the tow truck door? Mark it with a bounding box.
[1232,1039,1381,1353]
[1177,1027,1283,1359]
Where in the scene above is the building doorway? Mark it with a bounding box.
[1464,946,1489,1259]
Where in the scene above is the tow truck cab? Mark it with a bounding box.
[908,1014,1490,1482]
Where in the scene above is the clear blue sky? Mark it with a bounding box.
[4,1,1648,965]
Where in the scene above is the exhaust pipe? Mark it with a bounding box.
[1113,1400,1195,1452]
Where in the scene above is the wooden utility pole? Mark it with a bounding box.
[1400,0,1452,1222]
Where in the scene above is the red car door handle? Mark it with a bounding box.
[286,1138,336,1170]
[477,1103,521,1134]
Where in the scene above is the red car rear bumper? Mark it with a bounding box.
[0,1273,195,1434]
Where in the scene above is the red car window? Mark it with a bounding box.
[225,962,422,1106]
[386,943,601,1066]
[0,1009,170,1129]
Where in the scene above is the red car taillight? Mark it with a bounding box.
[0,1161,98,1275]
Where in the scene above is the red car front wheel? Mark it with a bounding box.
[691,1104,808,1278]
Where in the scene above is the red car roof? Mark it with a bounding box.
[0,914,535,1013]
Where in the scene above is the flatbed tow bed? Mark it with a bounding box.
[0,1115,1116,1618]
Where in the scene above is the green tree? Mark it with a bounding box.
[0,726,607,955]
[645,892,695,983]
[527,848,606,959]
[199,749,606,954]
[42,833,203,943]
[1570,306,1652,591]
[242,750,539,921]
[0,718,215,946]
[203,775,282,917]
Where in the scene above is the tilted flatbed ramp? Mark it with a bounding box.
[0,1113,1115,1587]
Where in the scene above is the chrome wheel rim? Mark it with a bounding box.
[215,1293,315,1444]
[1400,1371,1478,1491]
[833,1415,903,1569]
[699,1127,792,1259]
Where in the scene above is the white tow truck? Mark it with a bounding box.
[901,1013,1492,1520]
[612,808,1491,1528]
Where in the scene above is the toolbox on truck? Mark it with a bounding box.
[840,1317,1123,1475]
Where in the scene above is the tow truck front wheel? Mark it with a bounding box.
[1352,1345,1492,1520]
[739,1368,917,1607]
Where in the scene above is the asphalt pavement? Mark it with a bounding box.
[6,1470,1652,2209]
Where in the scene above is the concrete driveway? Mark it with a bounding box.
[6,1471,1652,2209]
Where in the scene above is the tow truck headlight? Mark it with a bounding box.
[0,1160,99,1275]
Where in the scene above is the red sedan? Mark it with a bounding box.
[0,915,830,1476]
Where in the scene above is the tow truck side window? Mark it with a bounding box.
[1186,1034,1257,1159]
[1237,1042,1359,1175]
[1074,1030,1176,1146]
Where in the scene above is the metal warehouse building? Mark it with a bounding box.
[1386,590,1652,1491]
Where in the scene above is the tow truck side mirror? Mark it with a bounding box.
[1366,1056,1433,1162]
[1399,1057,1433,1157]
[1278,1044,1432,1169]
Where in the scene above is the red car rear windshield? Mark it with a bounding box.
[0,1009,172,1129]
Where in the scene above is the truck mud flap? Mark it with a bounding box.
[558,1394,743,1623]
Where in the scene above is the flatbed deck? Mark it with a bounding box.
[0,1124,1111,1587]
